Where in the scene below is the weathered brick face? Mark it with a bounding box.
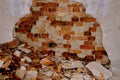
[13,0,110,70]
[15,0,107,54]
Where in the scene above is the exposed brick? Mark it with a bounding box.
[89,27,96,32]
[70,53,77,59]
[51,21,65,26]
[72,16,79,22]
[93,22,100,27]
[82,7,86,12]
[20,17,30,22]
[30,7,33,12]
[41,33,49,38]
[68,3,83,7]
[75,22,83,26]
[27,33,34,38]
[62,52,70,58]
[84,41,92,45]
[68,49,81,53]
[48,42,56,48]
[80,45,95,50]
[78,32,83,36]
[42,42,48,47]
[49,7,56,12]
[34,34,41,38]
[59,31,75,35]
[44,3,59,7]
[40,7,48,11]
[97,47,105,51]
[80,17,96,22]
[84,31,91,36]
[63,34,71,40]
[88,36,95,41]
[92,50,107,55]
[51,21,73,26]
[53,0,68,2]
[47,17,55,21]
[16,29,30,33]
[32,11,41,19]
[65,22,74,26]
[36,2,44,6]
[63,26,71,31]
[63,44,71,48]
[40,50,49,55]
[72,36,88,40]
[21,20,36,25]
[85,55,94,62]
[48,50,55,56]
[74,13,85,18]
[19,25,32,30]
[43,12,56,17]
[73,7,80,12]
[31,16,38,21]
[95,55,102,59]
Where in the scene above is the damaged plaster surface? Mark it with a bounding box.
[0,0,120,79]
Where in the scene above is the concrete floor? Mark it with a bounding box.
[0,0,120,79]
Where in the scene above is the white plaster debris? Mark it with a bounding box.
[18,47,31,53]
[0,60,4,68]
[70,73,83,80]
[62,60,84,69]
[86,62,112,80]
[16,69,26,79]
[24,56,32,62]
[20,66,27,71]
[13,50,21,57]
[24,70,38,80]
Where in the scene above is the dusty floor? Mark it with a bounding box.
[0,0,120,79]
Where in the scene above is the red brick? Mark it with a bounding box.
[82,7,86,12]
[40,7,48,11]
[42,42,48,47]
[93,22,100,27]
[88,36,95,41]
[27,33,34,38]
[84,31,91,36]
[95,55,102,59]
[85,55,94,61]
[19,24,32,29]
[44,3,59,7]
[84,41,92,45]
[16,29,30,33]
[63,34,71,40]
[73,7,80,12]
[68,3,83,7]
[49,7,56,12]
[62,52,70,58]
[80,17,96,22]
[97,47,105,51]
[72,16,79,22]
[47,17,55,21]
[72,36,88,40]
[92,50,107,55]
[89,27,96,32]
[75,22,83,26]
[63,44,71,48]
[80,45,95,50]
[42,33,49,38]
[36,2,44,6]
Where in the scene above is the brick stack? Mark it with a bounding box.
[0,0,111,80]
